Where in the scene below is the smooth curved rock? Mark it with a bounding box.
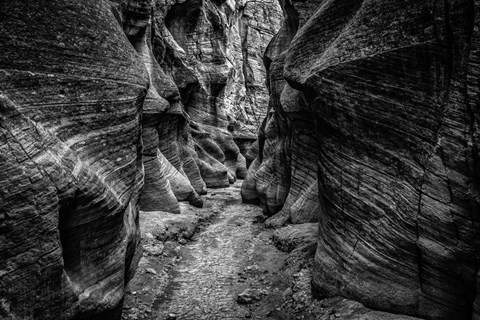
[241,158,261,204]
[160,0,283,186]
[244,0,480,319]
[0,0,281,318]
[0,1,147,318]
[119,0,282,212]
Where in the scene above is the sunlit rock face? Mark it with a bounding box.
[0,1,146,319]
[0,0,280,318]
[110,0,204,211]
[111,0,282,210]
[107,0,281,214]
[244,0,480,319]
[158,0,283,186]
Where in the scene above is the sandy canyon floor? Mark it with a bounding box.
[122,181,418,320]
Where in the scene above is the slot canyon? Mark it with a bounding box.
[0,0,479,319]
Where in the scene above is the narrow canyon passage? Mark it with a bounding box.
[123,181,293,320]
[2,1,479,320]
[154,182,287,320]
[123,182,421,320]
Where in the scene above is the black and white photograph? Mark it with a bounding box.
[0,0,479,319]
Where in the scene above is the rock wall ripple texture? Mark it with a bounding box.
[243,0,480,319]
[158,0,283,187]
[110,0,282,212]
[0,1,148,319]
[0,0,281,318]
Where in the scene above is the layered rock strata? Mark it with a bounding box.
[113,0,282,212]
[159,0,283,187]
[0,0,280,318]
[0,1,146,318]
[242,0,320,225]
[111,0,205,211]
[243,0,480,319]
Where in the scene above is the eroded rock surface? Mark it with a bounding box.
[126,183,425,320]
[0,1,146,319]
[241,0,320,224]
[243,0,480,319]
[160,0,283,187]
[0,0,281,318]
[111,0,282,212]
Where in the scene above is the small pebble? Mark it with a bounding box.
[146,268,157,275]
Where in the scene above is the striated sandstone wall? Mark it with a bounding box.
[112,0,282,211]
[0,1,146,319]
[0,0,280,318]
[158,0,283,187]
[243,0,480,319]
[242,0,320,224]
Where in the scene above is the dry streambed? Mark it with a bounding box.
[122,181,419,320]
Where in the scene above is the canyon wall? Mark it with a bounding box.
[0,1,146,319]
[155,0,282,190]
[112,0,282,212]
[0,0,280,319]
[243,0,480,319]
